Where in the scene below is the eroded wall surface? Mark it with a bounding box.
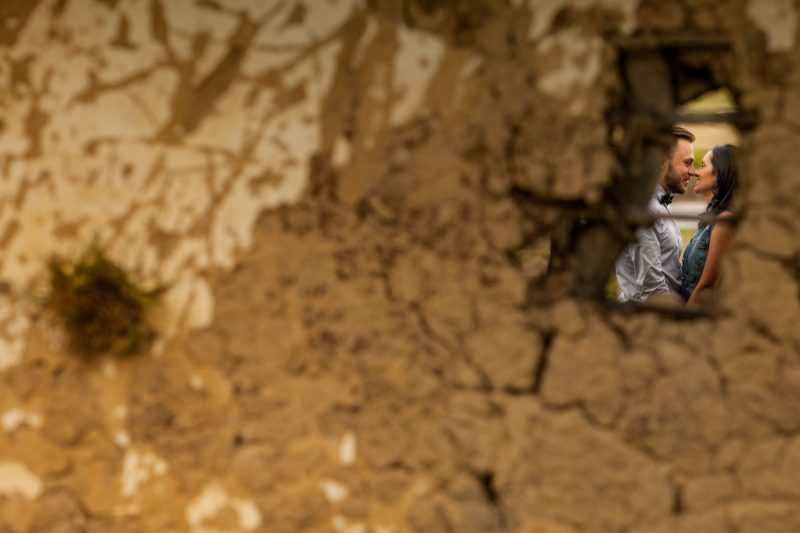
[1,0,799,532]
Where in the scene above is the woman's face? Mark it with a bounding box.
[693,150,716,196]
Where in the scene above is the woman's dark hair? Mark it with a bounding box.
[706,144,738,216]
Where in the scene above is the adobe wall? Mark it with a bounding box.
[1,1,799,532]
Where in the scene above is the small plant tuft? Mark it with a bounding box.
[44,248,164,357]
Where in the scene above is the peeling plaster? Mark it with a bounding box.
[185,482,262,532]
[320,478,350,503]
[332,136,353,167]
[189,375,205,390]
[1,408,42,433]
[520,0,639,40]
[101,360,117,378]
[0,0,373,367]
[114,431,131,448]
[0,333,26,372]
[0,0,446,372]
[333,515,368,533]
[0,461,43,500]
[537,28,603,111]
[390,26,445,126]
[746,0,798,52]
[0,300,28,371]
[339,432,357,465]
[353,16,380,65]
[120,449,168,499]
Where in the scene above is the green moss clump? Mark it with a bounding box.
[44,249,164,357]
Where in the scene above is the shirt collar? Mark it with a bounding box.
[655,185,673,206]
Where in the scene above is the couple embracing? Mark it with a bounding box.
[616,127,738,304]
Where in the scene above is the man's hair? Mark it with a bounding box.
[667,126,695,157]
[672,126,695,143]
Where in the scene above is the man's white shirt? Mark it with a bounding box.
[615,185,683,302]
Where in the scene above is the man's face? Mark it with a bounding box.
[664,139,697,194]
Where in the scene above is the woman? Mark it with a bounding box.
[680,144,738,303]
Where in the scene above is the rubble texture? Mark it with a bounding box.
[1,0,799,532]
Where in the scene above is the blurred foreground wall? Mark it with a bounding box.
[1,0,799,531]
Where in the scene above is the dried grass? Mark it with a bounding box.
[43,248,164,357]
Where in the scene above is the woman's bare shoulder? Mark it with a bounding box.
[717,210,736,222]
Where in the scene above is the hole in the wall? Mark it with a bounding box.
[605,87,746,311]
[514,33,756,315]
[605,35,754,314]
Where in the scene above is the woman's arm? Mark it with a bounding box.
[687,211,735,304]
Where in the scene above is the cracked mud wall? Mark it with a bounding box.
[1,0,799,532]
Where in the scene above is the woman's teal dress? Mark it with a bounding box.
[680,223,713,301]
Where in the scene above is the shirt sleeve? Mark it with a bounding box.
[628,224,671,300]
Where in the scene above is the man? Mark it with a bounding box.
[616,126,697,302]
